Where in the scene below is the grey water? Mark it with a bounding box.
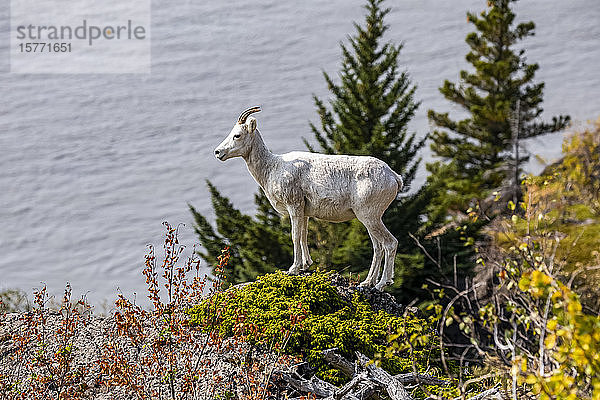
[0,0,599,306]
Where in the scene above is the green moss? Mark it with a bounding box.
[189,271,446,390]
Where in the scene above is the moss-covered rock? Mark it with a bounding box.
[189,270,443,386]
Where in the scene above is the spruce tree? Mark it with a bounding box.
[426,0,570,223]
[307,0,422,179]
[411,0,571,305]
[306,0,426,295]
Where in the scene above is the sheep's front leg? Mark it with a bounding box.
[300,217,313,271]
[287,209,304,275]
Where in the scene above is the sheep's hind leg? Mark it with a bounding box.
[357,217,385,288]
[287,208,305,275]
[300,217,313,271]
[375,223,398,291]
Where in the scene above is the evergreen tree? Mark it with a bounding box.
[426,0,570,223]
[305,0,426,296]
[411,0,571,306]
[307,0,422,179]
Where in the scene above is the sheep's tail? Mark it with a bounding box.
[394,172,405,200]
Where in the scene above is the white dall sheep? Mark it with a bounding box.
[214,106,403,290]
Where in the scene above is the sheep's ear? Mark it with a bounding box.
[246,117,257,134]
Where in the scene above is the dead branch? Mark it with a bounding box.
[356,352,414,400]
[280,348,498,400]
[322,348,356,377]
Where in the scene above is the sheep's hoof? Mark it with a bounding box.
[374,280,393,291]
[287,266,301,275]
[300,263,312,272]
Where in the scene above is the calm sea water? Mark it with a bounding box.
[1,0,599,306]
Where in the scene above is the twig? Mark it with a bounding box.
[409,233,442,269]
[439,282,485,374]
[395,372,450,386]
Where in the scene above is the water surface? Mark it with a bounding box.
[0,0,598,305]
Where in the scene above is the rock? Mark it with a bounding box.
[326,272,405,316]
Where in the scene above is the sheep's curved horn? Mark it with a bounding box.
[238,106,261,124]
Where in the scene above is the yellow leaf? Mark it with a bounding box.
[567,300,582,314]
[519,242,529,251]
[526,374,537,384]
[544,334,556,349]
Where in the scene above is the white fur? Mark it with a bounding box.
[214,114,403,290]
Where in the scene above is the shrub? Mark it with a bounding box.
[519,270,600,399]
[98,223,294,400]
[0,223,293,400]
[0,284,95,400]
[415,124,600,398]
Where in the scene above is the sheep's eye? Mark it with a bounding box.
[233,134,241,139]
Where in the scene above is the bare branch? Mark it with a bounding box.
[357,352,414,400]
